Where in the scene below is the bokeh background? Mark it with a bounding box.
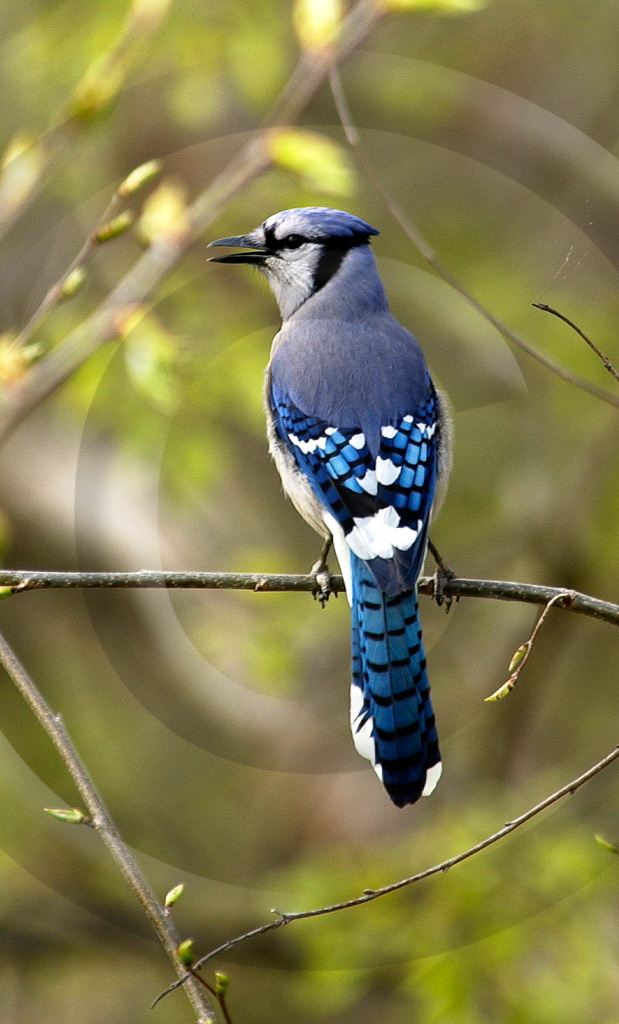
[0,1,617,1022]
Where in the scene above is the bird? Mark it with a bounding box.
[208,207,452,807]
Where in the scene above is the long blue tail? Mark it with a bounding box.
[350,553,441,807]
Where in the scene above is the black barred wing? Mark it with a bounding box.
[271,384,439,592]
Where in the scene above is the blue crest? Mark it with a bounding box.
[263,207,379,240]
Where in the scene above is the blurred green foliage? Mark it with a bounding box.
[0,0,617,1022]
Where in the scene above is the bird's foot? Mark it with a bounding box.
[311,560,335,607]
[311,537,335,607]
[428,538,457,612]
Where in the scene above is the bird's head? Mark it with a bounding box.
[208,207,379,318]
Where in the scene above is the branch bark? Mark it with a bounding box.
[153,744,619,1007]
[0,570,617,627]
[0,0,384,444]
[328,67,619,411]
[532,303,619,385]
[0,629,216,1024]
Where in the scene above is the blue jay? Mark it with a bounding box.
[209,207,452,807]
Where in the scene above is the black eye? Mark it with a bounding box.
[283,233,306,249]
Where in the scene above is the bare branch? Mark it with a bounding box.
[14,195,121,352]
[328,67,619,411]
[532,303,619,385]
[153,745,619,1007]
[0,0,384,444]
[0,0,170,242]
[0,569,617,627]
[0,629,215,1024]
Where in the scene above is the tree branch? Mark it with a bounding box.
[532,303,619,385]
[0,569,617,627]
[0,0,170,243]
[153,744,619,1007]
[327,67,619,411]
[0,629,216,1024]
[0,0,385,443]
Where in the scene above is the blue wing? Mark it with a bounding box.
[270,376,443,807]
[270,378,439,594]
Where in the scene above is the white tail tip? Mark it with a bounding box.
[421,761,443,796]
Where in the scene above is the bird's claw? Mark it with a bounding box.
[428,538,457,612]
[432,562,457,612]
[311,560,335,607]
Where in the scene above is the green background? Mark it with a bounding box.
[0,1,617,1021]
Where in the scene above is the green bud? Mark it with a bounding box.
[484,677,516,702]
[119,159,162,196]
[164,883,184,909]
[44,807,90,825]
[0,586,14,600]
[293,0,342,50]
[94,211,134,244]
[214,972,230,996]
[60,267,86,298]
[508,642,529,673]
[177,938,194,967]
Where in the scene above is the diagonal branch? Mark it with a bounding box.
[0,0,171,243]
[327,67,619,411]
[0,629,216,1024]
[0,570,617,627]
[0,0,385,444]
[153,744,619,1007]
[532,303,619,385]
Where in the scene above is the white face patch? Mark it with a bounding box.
[264,246,322,319]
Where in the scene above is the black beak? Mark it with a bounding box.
[207,235,271,264]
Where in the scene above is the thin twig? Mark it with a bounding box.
[12,192,124,351]
[532,303,619,385]
[188,969,234,1024]
[0,0,385,443]
[0,0,169,243]
[153,745,619,1007]
[0,629,215,1024]
[485,591,570,701]
[327,67,619,411]
[0,569,617,627]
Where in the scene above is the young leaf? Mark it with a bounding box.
[268,129,354,196]
[293,0,342,50]
[164,883,185,909]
